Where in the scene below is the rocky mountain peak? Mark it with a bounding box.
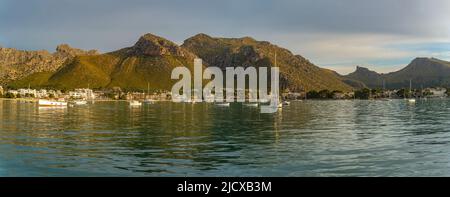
[0,44,99,85]
[131,33,195,59]
[350,66,381,76]
[190,33,213,40]
[55,44,98,57]
[355,66,370,72]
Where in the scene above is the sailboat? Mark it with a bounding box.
[381,79,391,101]
[143,82,155,104]
[267,53,284,109]
[407,79,416,103]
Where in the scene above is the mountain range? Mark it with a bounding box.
[4,33,352,92]
[1,33,449,91]
[344,58,450,89]
[0,44,98,86]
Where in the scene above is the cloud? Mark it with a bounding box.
[252,32,449,74]
[0,0,449,74]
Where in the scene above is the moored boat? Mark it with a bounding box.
[143,99,155,104]
[129,100,142,106]
[38,99,68,106]
[215,102,230,107]
[73,100,88,105]
[243,103,258,107]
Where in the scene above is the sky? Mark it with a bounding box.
[1,0,449,74]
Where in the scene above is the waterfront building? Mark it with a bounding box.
[282,92,303,100]
[35,89,48,98]
[425,87,447,98]
[68,89,96,100]
[7,90,18,96]
[17,88,37,97]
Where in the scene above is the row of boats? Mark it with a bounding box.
[178,100,291,108]
[38,99,153,107]
[38,99,87,107]
[37,99,291,108]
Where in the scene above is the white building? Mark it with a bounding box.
[7,90,18,96]
[68,89,96,100]
[17,88,37,97]
[426,87,447,98]
[35,89,48,98]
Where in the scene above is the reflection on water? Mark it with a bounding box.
[1,99,450,176]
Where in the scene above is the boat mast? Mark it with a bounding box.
[409,79,412,98]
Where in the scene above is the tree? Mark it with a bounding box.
[4,92,16,98]
[318,89,332,99]
[306,90,320,99]
[119,94,127,100]
[355,88,371,99]
[396,89,411,98]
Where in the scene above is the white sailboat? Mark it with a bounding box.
[381,79,391,101]
[408,79,416,103]
[143,82,155,104]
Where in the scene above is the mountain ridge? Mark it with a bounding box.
[344,57,450,89]
[9,33,353,92]
[0,44,98,86]
[182,33,352,92]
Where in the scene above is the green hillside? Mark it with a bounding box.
[9,72,53,89]
[11,34,196,91]
[11,33,354,92]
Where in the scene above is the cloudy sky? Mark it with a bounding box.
[1,0,449,74]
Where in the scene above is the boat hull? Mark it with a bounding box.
[38,100,68,106]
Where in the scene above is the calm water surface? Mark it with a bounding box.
[1,99,450,176]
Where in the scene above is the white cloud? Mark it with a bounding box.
[255,31,450,74]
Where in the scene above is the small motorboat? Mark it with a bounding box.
[73,100,88,105]
[282,101,290,106]
[243,103,258,107]
[215,103,230,107]
[408,99,416,103]
[129,100,142,106]
[143,99,155,104]
[38,99,68,107]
